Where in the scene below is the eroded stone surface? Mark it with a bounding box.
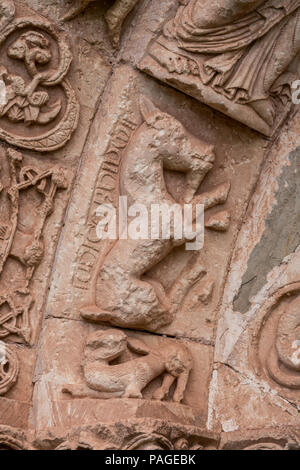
[0,0,299,451]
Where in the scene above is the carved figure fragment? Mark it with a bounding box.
[62,0,140,46]
[140,0,300,134]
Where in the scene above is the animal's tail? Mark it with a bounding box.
[62,384,123,399]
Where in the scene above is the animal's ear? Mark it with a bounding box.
[140,96,160,124]
[127,337,151,355]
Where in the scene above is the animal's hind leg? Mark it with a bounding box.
[153,374,175,401]
[85,239,175,329]
[123,383,143,399]
[173,370,190,403]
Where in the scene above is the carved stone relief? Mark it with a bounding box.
[0,147,68,397]
[0,1,79,151]
[33,419,219,450]
[31,316,213,432]
[0,148,68,346]
[251,282,300,396]
[62,0,140,46]
[139,0,300,136]
[45,63,267,343]
[0,0,298,450]
[220,427,300,451]
[0,425,28,450]
[80,96,231,331]
[209,110,300,432]
[62,328,193,402]
[0,341,19,395]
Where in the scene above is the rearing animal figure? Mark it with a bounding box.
[81,97,230,331]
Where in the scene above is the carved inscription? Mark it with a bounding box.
[140,0,300,136]
[73,116,137,290]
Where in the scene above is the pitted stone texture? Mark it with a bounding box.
[45,64,267,341]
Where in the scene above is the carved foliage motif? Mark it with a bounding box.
[140,0,300,135]
[0,149,68,345]
[0,148,68,395]
[0,1,79,151]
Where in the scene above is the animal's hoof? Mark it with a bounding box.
[153,390,165,401]
[123,390,143,399]
[173,394,184,403]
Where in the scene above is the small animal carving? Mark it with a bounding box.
[62,329,193,403]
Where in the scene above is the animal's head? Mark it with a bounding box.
[84,329,127,363]
[140,96,215,170]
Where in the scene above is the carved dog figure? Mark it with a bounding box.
[81,97,230,330]
[63,329,193,403]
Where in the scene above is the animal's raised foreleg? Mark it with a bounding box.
[169,256,206,311]
[153,373,175,401]
[193,182,230,210]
